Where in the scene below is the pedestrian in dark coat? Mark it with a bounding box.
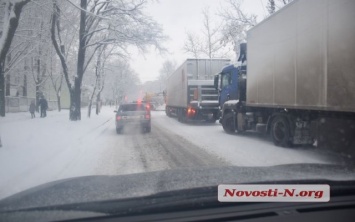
[29,100,36,118]
[39,97,48,118]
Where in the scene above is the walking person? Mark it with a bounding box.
[39,96,48,118]
[29,100,36,118]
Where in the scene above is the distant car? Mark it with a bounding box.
[114,102,151,134]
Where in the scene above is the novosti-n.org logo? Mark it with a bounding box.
[218,185,330,202]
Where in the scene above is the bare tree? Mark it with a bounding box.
[2,40,32,97]
[184,32,202,59]
[29,13,54,110]
[2,0,57,113]
[281,0,293,5]
[271,0,294,13]
[158,60,176,90]
[267,0,276,14]
[87,45,114,117]
[184,7,230,60]
[104,60,140,106]
[219,0,256,60]
[0,0,31,117]
[49,47,63,111]
[201,7,227,58]
[51,0,166,121]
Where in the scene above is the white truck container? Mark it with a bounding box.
[247,0,355,112]
[166,59,230,122]
[216,0,355,150]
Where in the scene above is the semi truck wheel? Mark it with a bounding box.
[271,116,292,147]
[222,113,236,134]
[177,109,186,122]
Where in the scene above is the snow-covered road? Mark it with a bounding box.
[154,112,342,167]
[0,107,343,199]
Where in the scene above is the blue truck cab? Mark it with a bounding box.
[215,64,247,108]
[214,43,247,125]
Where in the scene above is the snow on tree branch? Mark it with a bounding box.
[0,0,30,63]
[0,0,30,116]
[219,0,256,59]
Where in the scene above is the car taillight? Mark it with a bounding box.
[145,114,150,119]
[187,108,196,116]
[116,116,121,121]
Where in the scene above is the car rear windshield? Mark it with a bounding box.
[119,104,146,112]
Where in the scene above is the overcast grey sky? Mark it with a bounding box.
[130,0,269,83]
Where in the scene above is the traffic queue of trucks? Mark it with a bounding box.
[165,0,355,149]
[165,59,230,122]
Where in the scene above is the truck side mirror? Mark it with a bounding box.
[214,75,219,90]
[238,43,247,63]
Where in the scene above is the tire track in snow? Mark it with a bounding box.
[129,121,228,173]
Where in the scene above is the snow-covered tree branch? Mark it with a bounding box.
[219,0,256,60]
[51,0,166,121]
[184,6,229,59]
[0,0,31,116]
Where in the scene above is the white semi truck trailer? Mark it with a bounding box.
[165,59,230,122]
[215,0,355,149]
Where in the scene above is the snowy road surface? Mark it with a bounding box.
[0,107,343,199]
